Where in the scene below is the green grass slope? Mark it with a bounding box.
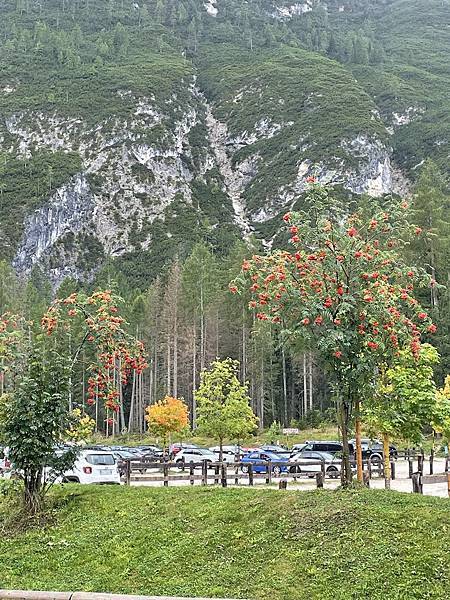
[1,486,450,599]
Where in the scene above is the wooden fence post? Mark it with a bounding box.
[445,457,449,474]
[189,463,195,486]
[363,471,370,488]
[125,460,131,486]
[418,454,424,475]
[367,460,372,479]
[234,462,239,486]
[163,463,169,487]
[221,462,227,488]
[201,461,208,486]
[266,461,272,485]
[408,459,413,479]
[315,472,324,488]
[214,464,220,485]
[248,464,254,486]
[412,472,423,494]
[279,479,288,490]
[447,473,450,498]
[429,449,434,475]
[390,461,396,480]
[321,461,326,480]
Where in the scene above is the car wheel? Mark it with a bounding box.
[273,465,282,477]
[327,466,339,479]
[241,465,249,473]
[62,476,80,484]
[370,454,382,465]
[176,460,184,469]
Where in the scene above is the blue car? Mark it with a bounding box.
[241,449,289,476]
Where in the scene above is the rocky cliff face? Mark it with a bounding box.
[2,76,407,286]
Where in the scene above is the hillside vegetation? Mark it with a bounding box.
[0,0,448,283]
[1,486,450,599]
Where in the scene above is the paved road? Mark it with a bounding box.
[129,458,450,498]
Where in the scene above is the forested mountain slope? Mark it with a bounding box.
[0,0,448,286]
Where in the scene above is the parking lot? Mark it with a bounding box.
[2,442,448,497]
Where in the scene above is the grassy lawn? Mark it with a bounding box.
[1,486,449,599]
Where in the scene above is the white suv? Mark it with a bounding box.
[55,450,121,485]
[0,447,11,476]
[175,447,217,467]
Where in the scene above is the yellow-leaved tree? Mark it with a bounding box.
[145,396,189,451]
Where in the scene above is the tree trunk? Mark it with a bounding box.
[355,398,363,483]
[303,353,308,417]
[118,360,126,433]
[259,356,265,429]
[282,347,288,425]
[308,352,313,411]
[128,371,136,433]
[139,371,144,435]
[24,469,44,515]
[167,328,171,395]
[338,398,352,486]
[173,322,178,399]
[242,311,247,382]
[383,432,391,490]
[192,321,197,428]
[200,286,205,372]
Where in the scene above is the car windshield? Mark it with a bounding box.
[85,453,115,466]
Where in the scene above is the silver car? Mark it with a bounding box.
[209,445,243,463]
[289,450,343,478]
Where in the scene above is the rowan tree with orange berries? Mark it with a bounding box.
[42,289,148,432]
[231,185,437,485]
[0,289,147,512]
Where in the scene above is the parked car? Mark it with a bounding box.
[348,439,398,462]
[260,444,291,459]
[289,450,344,478]
[175,447,217,467]
[370,441,398,462]
[301,440,355,456]
[291,443,307,455]
[209,445,244,462]
[136,445,164,457]
[169,442,201,458]
[240,450,289,476]
[56,450,121,484]
[111,450,142,476]
[0,447,11,476]
[348,438,373,460]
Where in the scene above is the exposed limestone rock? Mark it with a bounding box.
[4,74,410,281]
[272,2,313,19]
[13,174,94,279]
[204,100,255,236]
[204,0,218,17]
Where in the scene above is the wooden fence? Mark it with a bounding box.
[122,458,386,488]
[122,454,450,494]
